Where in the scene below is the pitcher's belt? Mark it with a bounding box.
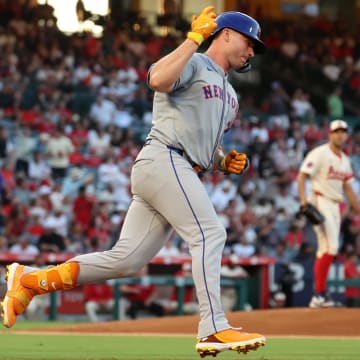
[144,139,204,177]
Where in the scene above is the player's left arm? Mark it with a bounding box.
[213,146,249,175]
[343,182,360,214]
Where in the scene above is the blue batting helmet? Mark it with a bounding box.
[211,11,266,54]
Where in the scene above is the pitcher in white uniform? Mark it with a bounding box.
[1,7,266,357]
[297,119,360,308]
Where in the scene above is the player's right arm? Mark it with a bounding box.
[297,171,309,206]
[148,6,217,93]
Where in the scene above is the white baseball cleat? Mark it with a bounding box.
[309,295,335,308]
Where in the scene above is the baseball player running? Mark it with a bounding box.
[297,119,360,308]
[1,7,266,357]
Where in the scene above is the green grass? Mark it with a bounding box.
[0,333,359,360]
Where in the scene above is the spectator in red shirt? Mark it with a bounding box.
[120,266,165,319]
[72,185,94,231]
[84,282,114,322]
[344,251,360,307]
[284,222,305,252]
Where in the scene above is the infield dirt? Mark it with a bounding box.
[30,308,360,337]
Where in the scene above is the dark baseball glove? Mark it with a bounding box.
[299,203,325,225]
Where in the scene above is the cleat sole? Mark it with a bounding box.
[197,349,220,358]
[196,340,265,357]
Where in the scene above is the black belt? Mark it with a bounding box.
[144,139,204,178]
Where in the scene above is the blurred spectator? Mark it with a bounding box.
[269,241,294,264]
[89,96,116,129]
[37,217,66,253]
[269,291,287,308]
[303,119,322,150]
[157,238,181,257]
[0,235,9,252]
[43,205,68,237]
[256,215,282,252]
[13,175,31,206]
[9,233,39,255]
[27,213,44,243]
[68,118,89,154]
[231,231,256,258]
[14,125,36,176]
[169,263,198,314]
[0,160,16,191]
[274,185,299,217]
[327,87,344,118]
[113,101,133,129]
[284,221,305,253]
[210,179,237,212]
[248,117,269,154]
[343,250,360,307]
[0,126,14,167]
[62,166,89,199]
[120,267,165,319]
[97,154,120,190]
[72,185,95,231]
[88,125,111,157]
[280,34,298,60]
[267,81,290,130]
[220,254,249,312]
[322,55,341,82]
[290,88,314,120]
[4,201,27,243]
[46,125,75,181]
[28,150,51,182]
[340,207,360,254]
[84,281,115,322]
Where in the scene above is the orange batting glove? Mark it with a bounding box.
[220,150,250,175]
[187,6,217,46]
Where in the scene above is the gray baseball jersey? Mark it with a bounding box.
[149,53,238,170]
[68,51,239,338]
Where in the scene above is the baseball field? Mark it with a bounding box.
[1,307,359,360]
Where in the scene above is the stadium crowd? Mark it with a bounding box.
[0,1,359,305]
